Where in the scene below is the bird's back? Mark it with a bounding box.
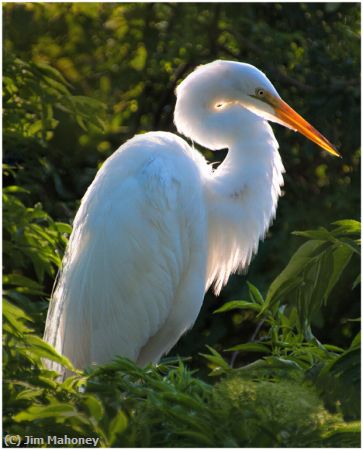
[43,131,209,373]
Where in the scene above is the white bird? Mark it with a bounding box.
[44,60,339,374]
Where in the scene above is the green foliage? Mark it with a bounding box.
[314,331,361,421]
[211,220,360,427]
[3,300,124,447]
[3,53,106,218]
[213,377,353,447]
[263,220,360,333]
[3,221,360,447]
[3,56,104,147]
[3,187,69,282]
[3,188,71,334]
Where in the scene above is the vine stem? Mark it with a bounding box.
[230,319,266,368]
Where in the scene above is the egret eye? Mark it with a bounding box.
[215,102,225,109]
[256,88,265,98]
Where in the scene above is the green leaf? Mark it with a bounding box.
[352,273,360,289]
[16,388,44,401]
[350,331,360,349]
[3,298,34,334]
[322,420,361,447]
[3,185,30,194]
[236,356,304,374]
[28,119,43,136]
[25,335,76,371]
[83,395,104,422]
[293,227,335,241]
[108,410,128,444]
[200,346,230,371]
[324,244,353,299]
[260,276,303,315]
[339,238,360,256]
[323,344,344,353]
[247,281,265,304]
[3,298,33,323]
[263,234,354,328]
[14,403,78,422]
[226,343,270,353]
[332,219,361,235]
[266,240,327,307]
[55,222,72,234]
[214,300,261,314]
[3,274,44,292]
[317,346,361,419]
[176,430,215,446]
[42,75,71,96]
[34,61,72,88]
[160,392,206,410]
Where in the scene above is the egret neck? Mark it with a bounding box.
[205,110,285,294]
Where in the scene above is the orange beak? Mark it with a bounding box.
[271,96,341,158]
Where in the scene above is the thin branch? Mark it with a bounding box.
[230,318,266,368]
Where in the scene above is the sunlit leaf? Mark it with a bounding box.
[226,343,270,353]
[83,395,104,422]
[247,282,265,304]
[25,335,76,371]
[108,410,128,444]
[214,300,261,314]
[14,403,78,422]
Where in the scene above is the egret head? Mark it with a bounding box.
[174,60,340,156]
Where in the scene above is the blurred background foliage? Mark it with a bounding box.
[3,2,360,374]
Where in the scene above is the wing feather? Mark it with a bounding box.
[43,132,208,373]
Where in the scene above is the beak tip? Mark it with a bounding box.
[274,98,341,160]
[332,146,342,158]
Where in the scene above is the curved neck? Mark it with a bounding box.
[212,117,283,198]
[205,118,285,294]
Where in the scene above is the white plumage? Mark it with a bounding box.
[44,60,338,375]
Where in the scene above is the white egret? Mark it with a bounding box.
[44,60,339,374]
